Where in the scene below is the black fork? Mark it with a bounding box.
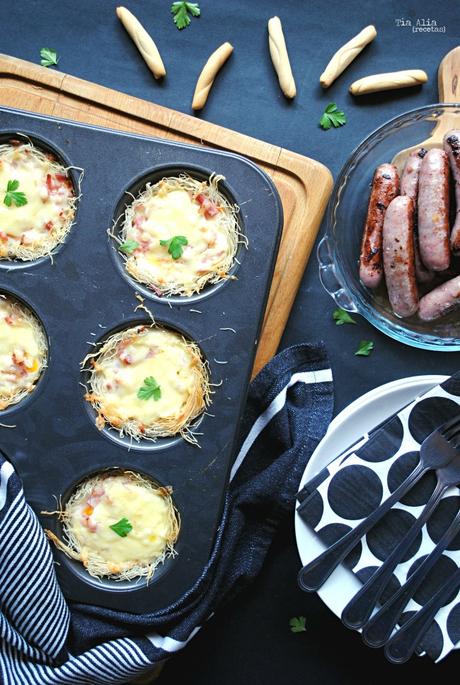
[385,563,460,663]
[341,429,460,630]
[362,506,460,648]
[298,414,460,593]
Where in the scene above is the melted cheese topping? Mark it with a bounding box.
[124,185,235,293]
[89,327,205,435]
[0,144,75,259]
[67,474,175,573]
[0,298,46,408]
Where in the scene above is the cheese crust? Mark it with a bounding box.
[118,174,242,296]
[47,471,179,581]
[0,142,77,260]
[84,325,210,443]
[0,295,47,409]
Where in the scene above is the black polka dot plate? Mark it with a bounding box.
[295,375,446,620]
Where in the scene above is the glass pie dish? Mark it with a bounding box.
[318,104,460,350]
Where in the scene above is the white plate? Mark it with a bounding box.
[295,374,448,618]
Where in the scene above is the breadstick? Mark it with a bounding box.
[116,6,166,79]
[268,16,296,99]
[192,42,233,111]
[320,25,377,88]
[350,69,428,95]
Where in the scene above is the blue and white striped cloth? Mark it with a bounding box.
[0,343,333,685]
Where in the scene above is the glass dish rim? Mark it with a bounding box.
[325,102,460,351]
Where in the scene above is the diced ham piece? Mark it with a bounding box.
[82,516,98,533]
[196,193,219,218]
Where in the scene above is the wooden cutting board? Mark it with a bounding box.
[0,54,333,377]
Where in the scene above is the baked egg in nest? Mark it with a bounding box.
[0,142,77,261]
[46,471,179,581]
[83,324,210,443]
[0,294,47,410]
[117,174,244,297]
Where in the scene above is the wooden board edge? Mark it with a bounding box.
[252,154,333,375]
[0,53,335,378]
[0,54,324,172]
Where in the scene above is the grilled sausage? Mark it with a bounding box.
[400,147,433,283]
[417,148,450,271]
[382,196,418,317]
[359,163,400,288]
[419,275,460,321]
[413,244,434,283]
[401,148,427,199]
[444,131,460,254]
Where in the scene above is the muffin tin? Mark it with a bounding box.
[0,106,283,613]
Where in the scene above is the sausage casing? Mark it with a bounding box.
[419,275,460,321]
[401,148,427,200]
[382,196,418,317]
[359,163,400,288]
[417,148,450,271]
[400,147,433,283]
[444,131,460,254]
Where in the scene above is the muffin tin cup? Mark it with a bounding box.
[52,466,180,593]
[110,163,246,305]
[80,318,208,452]
[0,129,81,268]
[0,287,49,415]
[0,106,282,614]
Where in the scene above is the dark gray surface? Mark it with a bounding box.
[2,0,460,680]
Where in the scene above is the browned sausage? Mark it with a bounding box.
[417,148,450,271]
[444,131,460,254]
[413,243,433,283]
[401,148,427,200]
[359,163,400,288]
[419,275,460,321]
[400,147,433,284]
[382,196,418,317]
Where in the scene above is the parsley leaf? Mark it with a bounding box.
[289,616,307,633]
[333,308,357,326]
[171,1,200,30]
[119,239,139,255]
[137,376,162,401]
[40,47,59,68]
[109,517,133,537]
[4,180,27,208]
[319,103,347,130]
[160,235,188,259]
[355,340,374,357]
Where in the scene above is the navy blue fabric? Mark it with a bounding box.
[69,343,333,647]
[0,343,333,682]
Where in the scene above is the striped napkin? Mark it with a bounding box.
[0,343,333,685]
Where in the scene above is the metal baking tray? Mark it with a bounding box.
[0,106,282,613]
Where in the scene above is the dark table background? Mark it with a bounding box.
[3,0,460,681]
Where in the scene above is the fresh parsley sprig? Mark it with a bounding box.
[160,235,188,260]
[119,239,139,255]
[171,1,200,30]
[319,103,347,130]
[109,518,133,537]
[333,308,356,326]
[355,340,374,357]
[4,180,27,208]
[137,376,162,401]
[40,48,59,68]
[289,616,307,633]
